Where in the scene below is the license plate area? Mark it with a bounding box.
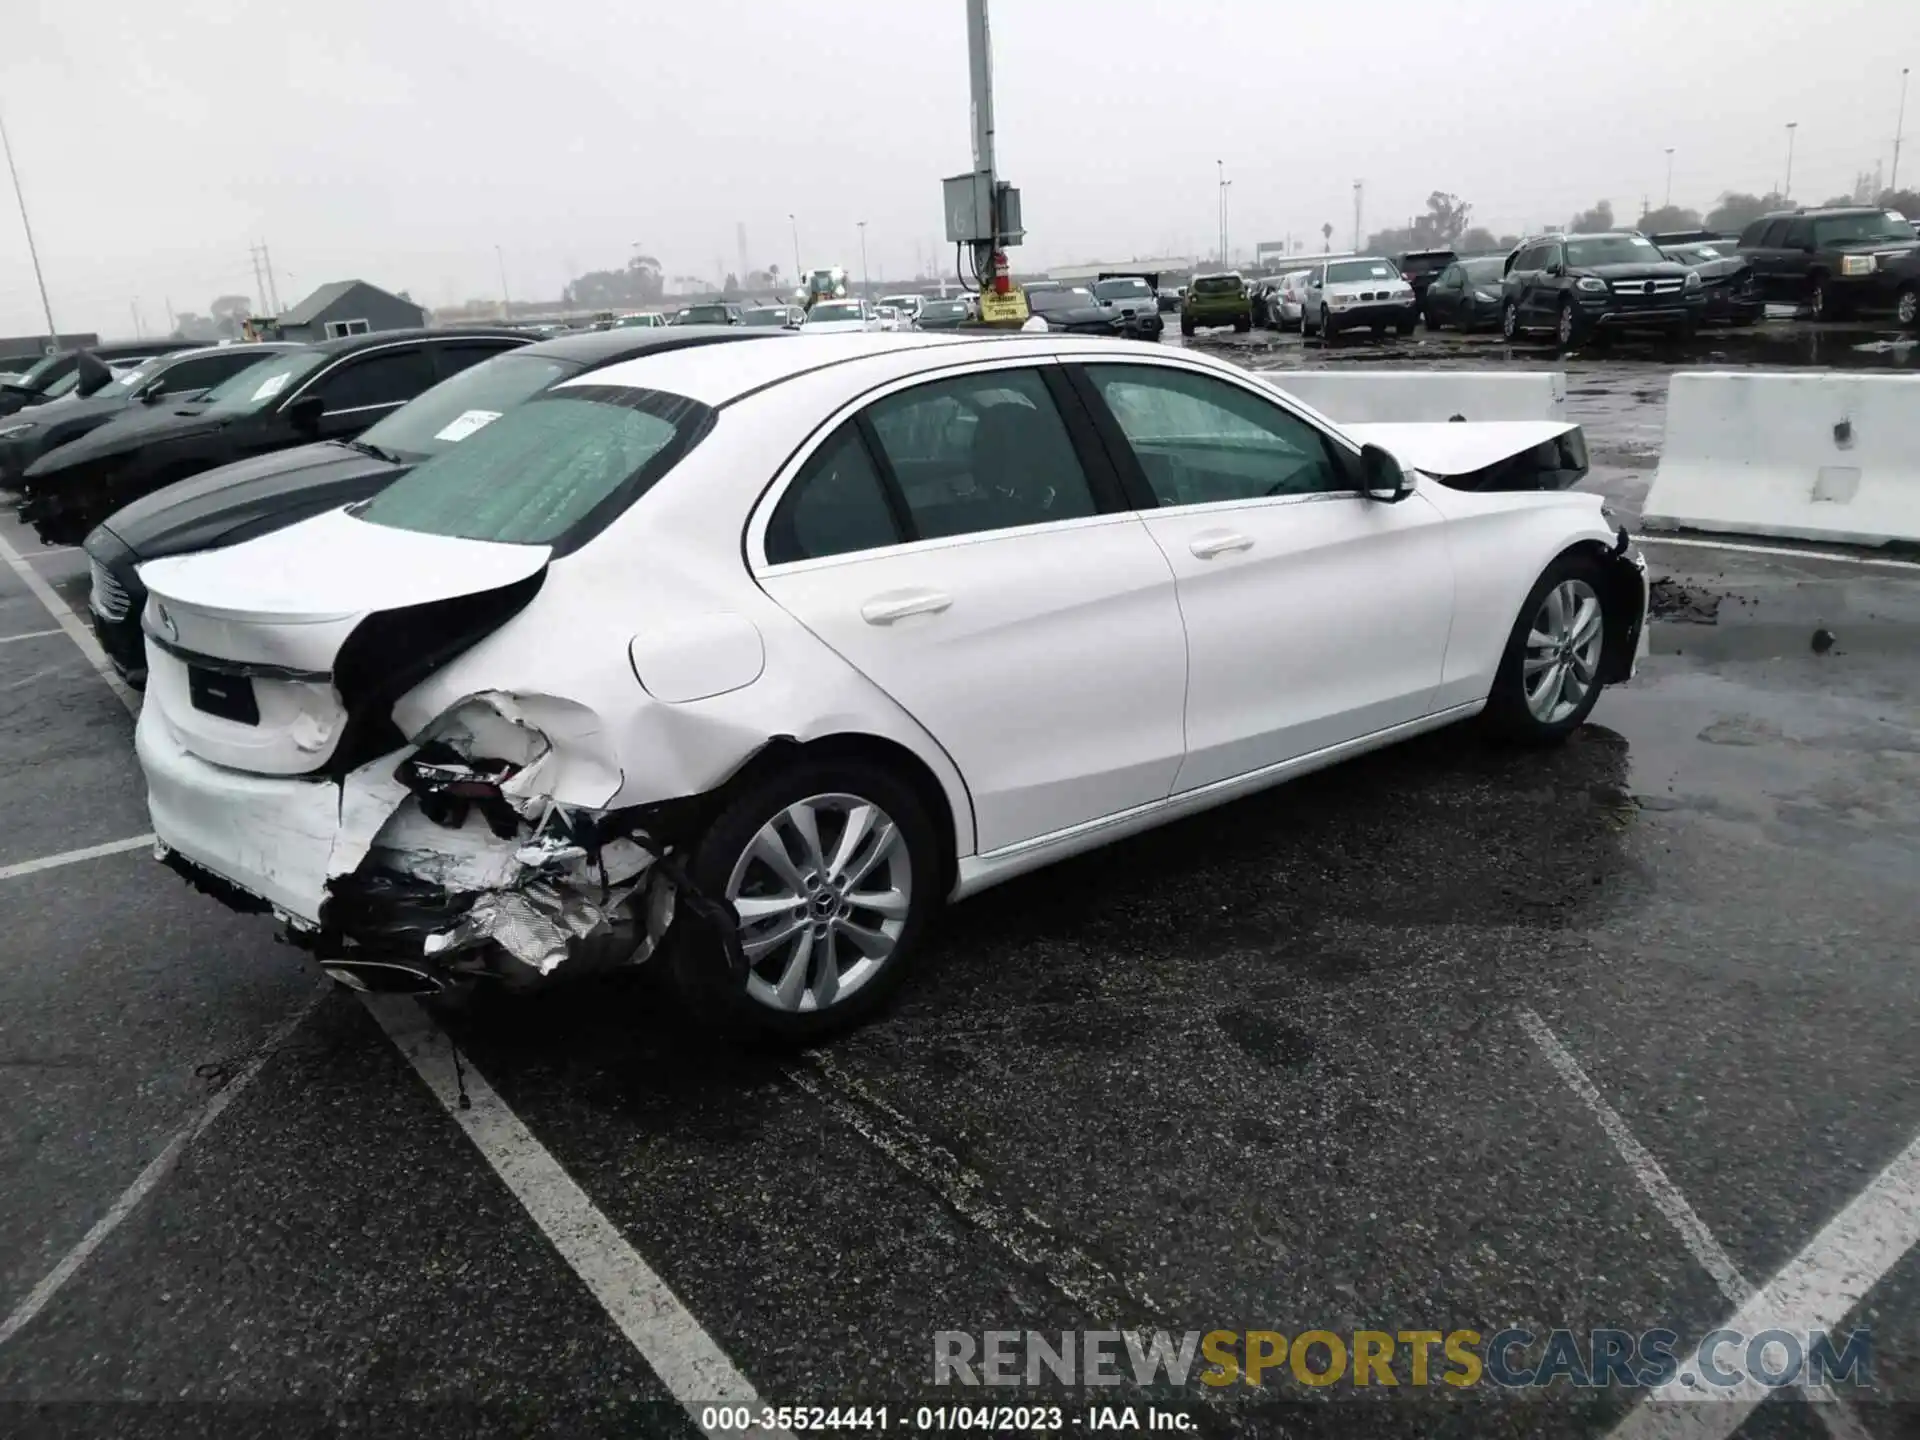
[188,666,260,725]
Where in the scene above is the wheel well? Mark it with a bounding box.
[714,731,962,899]
[1560,538,1645,684]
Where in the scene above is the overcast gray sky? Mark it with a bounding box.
[2,0,1914,334]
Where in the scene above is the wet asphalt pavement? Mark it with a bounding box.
[0,318,1916,1438]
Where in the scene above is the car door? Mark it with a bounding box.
[1503,245,1538,326]
[289,344,438,441]
[1525,242,1564,325]
[1779,217,1816,299]
[750,360,1189,854]
[1749,219,1793,299]
[1066,358,1455,793]
[1303,266,1325,324]
[1428,263,1463,324]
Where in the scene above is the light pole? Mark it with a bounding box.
[1894,67,1911,192]
[0,106,58,348]
[789,213,801,282]
[495,245,511,320]
[858,220,869,298]
[1215,160,1225,265]
[1222,181,1232,267]
[1664,147,1675,208]
[1783,122,1799,201]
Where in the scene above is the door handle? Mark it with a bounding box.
[860,589,953,624]
[1188,530,1254,559]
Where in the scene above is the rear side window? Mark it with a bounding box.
[1759,219,1792,247]
[863,368,1098,541]
[1783,219,1814,248]
[356,384,714,550]
[1738,220,1768,247]
[764,427,902,564]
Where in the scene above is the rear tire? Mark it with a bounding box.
[668,756,940,1043]
[1233,314,1251,333]
[1180,316,1195,337]
[1426,308,1445,331]
[1482,552,1612,746]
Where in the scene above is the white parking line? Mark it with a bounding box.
[0,529,138,713]
[12,547,77,561]
[0,627,63,645]
[1518,1009,1873,1440]
[0,981,330,1348]
[361,994,792,1440]
[1639,535,1920,571]
[0,834,156,883]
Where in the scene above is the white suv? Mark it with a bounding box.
[1303,257,1419,338]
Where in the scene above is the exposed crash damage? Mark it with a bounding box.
[152,690,745,995]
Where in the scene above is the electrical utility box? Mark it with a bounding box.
[942,174,1024,247]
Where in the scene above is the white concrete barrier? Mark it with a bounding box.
[1262,370,1567,423]
[1643,371,1920,547]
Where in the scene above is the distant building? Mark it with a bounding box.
[0,333,99,365]
[268,281,427,343]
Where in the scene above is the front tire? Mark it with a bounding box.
[1482,553,1611,745]
[1555,300,1577,347]
[1502,300,1521,340]
[1808,274,1833,321]
[1898,285,1919,329]
[669,756,939,1041]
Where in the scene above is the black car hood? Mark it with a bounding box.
[100,440,403,560]
[23,400,228,480]
[13,391,137,428]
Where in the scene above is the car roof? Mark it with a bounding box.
[518,325,782,364]
[310,326,531,355]
[151,341,306,365]
[567,332,1207,410]
[1758,206,1885,219]
[1400,249,1456,259]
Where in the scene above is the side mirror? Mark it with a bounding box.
[73,351,114,397]
[284,393,325,433]
[1545,261,1565,277]
[1360,442,1414,502]
[138,381,165,404]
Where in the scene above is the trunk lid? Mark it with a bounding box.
[139,508,549,775]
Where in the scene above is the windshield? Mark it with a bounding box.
[201,352,325,415]
[356,352,579,461]
[94,355,172,399]
[1191,275,1241,295]
[9,351,68,392]
[1093,278,1153,300]
[1565,235,1663,266]
[1813,212,1913,245]
[675,305,732,325]
[1325,260,1399,283]
[806,303,864,323]
[1462,257,1506,282]
[357,386,713,549]
[1668,244,1723,263]
[742,309,789,326]
[39,370,84,399]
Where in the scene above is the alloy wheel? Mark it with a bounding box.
[1557,303,1575,346]
[1899,289,1918,327]
[1523,579,1604,724]
[725,792,912,1014]
[1503,302,1519,340]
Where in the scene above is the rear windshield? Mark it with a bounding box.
[807,303,864,323]
[356,351,580,462]
[742,308,789,326]
[921,300,968,318]
[1191,275,1242,295]
[1093,278,1154,299]
[355,384,715,551]
[676,305,732,324]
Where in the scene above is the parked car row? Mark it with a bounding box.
[116,327,1646,1039]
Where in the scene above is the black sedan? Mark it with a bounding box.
[1656,241,1765,326]
[82,325,782,685]
[1023,287,1158,338]
[16,327,529,547]
[0,343,301,489]
[1420,256,1508,332]
[0,340,196,418]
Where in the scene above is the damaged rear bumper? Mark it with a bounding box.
[138,696,687,988]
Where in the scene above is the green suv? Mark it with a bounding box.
[1181,272,1252,335]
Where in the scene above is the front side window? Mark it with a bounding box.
[146,351,263,396]
[357,384,713,550]
[312,348,436,412]
[865,368,1098,540]
[764,426,902,564]
[1083,364,1347,505]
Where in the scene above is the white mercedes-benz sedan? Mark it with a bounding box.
[134,334,1648,1039]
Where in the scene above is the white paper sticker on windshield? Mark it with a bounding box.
[250,372,292,402]
[433,408,503,443]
